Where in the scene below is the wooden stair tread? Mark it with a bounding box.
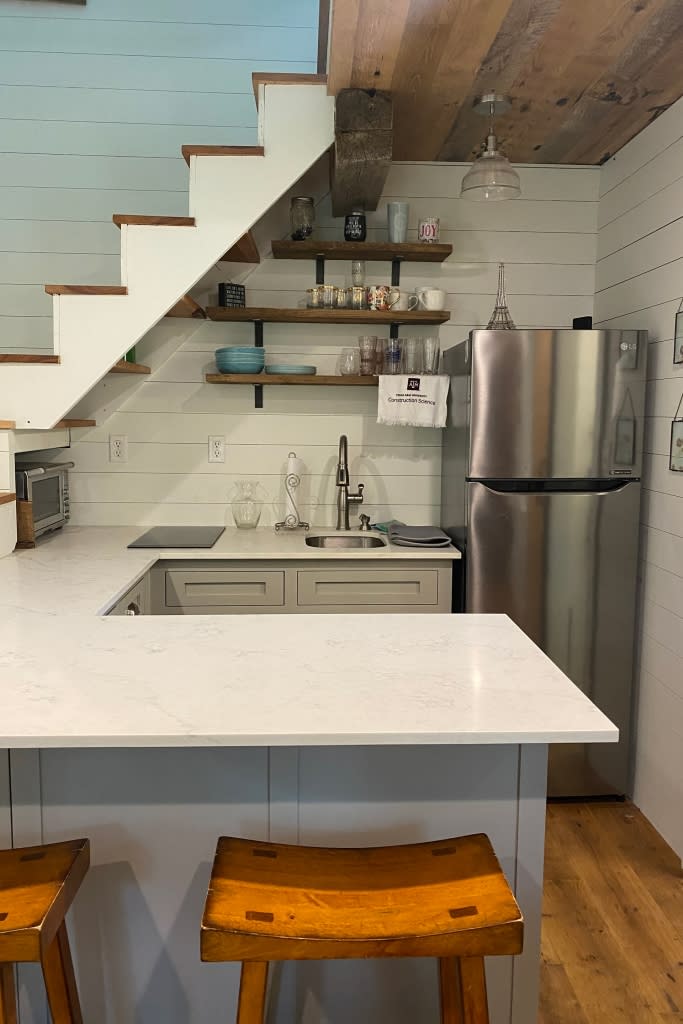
[45,285,127,296]
[0,354,59,364]
[0,492,16,506]
[0,420,16,429]
[113,215,195,228]
[252,72,327,106]
[166,295,206,319]
[110,360,151,375]
[55,419,96,428]
[182,145,264,167]
[221,230,260,264]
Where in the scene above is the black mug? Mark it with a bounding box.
[344,211,366,242]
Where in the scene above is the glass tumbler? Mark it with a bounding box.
[351,260,366,286]
[403,338,424,374]
[321,284,337,308]
[358,336,377,375]
[340,348,361,375]
[422,336,441,374]
[374,338,388,374]
[385,337,402,374]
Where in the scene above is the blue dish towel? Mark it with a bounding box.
[388,524,452,548]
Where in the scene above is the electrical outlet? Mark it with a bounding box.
[208,436,225,463]
[109,434,128,463]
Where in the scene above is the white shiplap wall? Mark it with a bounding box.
[595,98,683,859]
[0,0,318,352]
[60,162,598,530]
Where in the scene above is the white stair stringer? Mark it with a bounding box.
[1,83,334,430]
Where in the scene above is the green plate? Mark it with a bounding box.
[266,364,316,375]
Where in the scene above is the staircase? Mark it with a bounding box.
[0,75,333,430]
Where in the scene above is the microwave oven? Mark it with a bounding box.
[15,461,74,540]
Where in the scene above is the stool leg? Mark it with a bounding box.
[41,922,83,1024]
[0,965,17,1024]
[236,961,269,1024]
[439,958,464,1023]
[459,957,489,1024]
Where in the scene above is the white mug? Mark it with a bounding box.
[416,287,446,311]
[391,290,419,311]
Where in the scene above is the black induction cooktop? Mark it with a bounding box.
[128,526,225,549]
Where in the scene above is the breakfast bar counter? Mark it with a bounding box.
[0,527,616,1024]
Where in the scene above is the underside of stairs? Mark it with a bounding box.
[0,74,333,430]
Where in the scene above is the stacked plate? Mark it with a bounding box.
[215,347,264,374]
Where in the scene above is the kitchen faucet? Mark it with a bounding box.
[335,434,364,530]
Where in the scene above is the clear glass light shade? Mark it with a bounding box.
[461,135,521,201]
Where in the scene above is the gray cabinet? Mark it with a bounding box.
[107,573,151,616]
[297,567,441,608]
[165,568,285,609]
[151,559,453,615]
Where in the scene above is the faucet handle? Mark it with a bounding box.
[359,513,371,531]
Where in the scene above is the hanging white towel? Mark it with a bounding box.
[377,374,450,428]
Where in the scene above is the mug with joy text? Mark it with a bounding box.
[418,217,440,243]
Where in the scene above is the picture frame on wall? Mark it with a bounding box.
[671,390,683,473]
[675,306,683,365]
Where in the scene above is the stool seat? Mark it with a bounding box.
[202,834,523,963]
[0,839,89,1024]
[0,839,89,963]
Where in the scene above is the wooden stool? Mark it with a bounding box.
[201,833,523,1024]
[0,838,90,1024]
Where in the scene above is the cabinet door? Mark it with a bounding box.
[165,569,285,609]
[107,574,150,616]
[297,567,440,608]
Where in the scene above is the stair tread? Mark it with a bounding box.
[110,360,151,375]
[252,72,327,107]
[0,421,16,429]
[55,419,96,428]
[0,354,59,363]
[113,215,195,227]
[166,295,206,319]
[0,492,16,506]
[45,285,127,296]
[182,145,264,166]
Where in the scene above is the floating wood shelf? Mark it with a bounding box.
[110,360,151,375]
[0,492,16,506]
[206,373,378,386]
[0,354,59,364]
[206,307,450,326]
[55,419,96,429]
[166,295,206,319]
[271,240,452,262]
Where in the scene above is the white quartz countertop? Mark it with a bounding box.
[0,527,617,748]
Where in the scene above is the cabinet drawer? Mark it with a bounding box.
[297,568,439,607]
[165,569,285,608]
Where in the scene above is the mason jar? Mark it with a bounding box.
[290,196,315,241]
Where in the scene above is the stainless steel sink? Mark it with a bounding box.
[305,534,387,549]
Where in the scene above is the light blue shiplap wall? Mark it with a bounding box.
[0,0,318,351]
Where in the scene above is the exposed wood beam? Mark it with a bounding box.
[331,89,392,216]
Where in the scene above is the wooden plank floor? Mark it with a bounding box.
[540,801,683,1023]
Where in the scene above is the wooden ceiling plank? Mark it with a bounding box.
[391,0,517,160]
[327,0,361,93]
[349,0,412,93]
[481,0,675,163]
[438,0,564,161]
[538,0,683,164]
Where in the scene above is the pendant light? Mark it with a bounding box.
[460,93,521,202]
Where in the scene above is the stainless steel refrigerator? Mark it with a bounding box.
[442,329,647,797]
